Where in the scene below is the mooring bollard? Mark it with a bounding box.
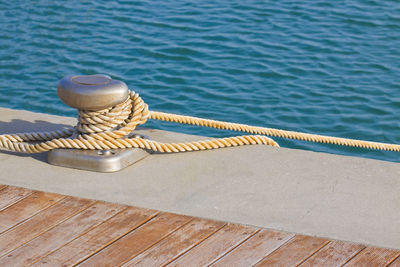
[3,75,396,173]
[48,74,150,172]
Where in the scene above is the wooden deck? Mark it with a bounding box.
[0,184,398,266]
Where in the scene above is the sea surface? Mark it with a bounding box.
[0,0,399,162]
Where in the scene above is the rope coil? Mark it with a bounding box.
[1,90,399,154]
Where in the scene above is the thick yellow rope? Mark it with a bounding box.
[150,112,400,151]
[0,91,399,153]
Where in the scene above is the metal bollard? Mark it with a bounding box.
[47,74,150,173]
[57,74,129,110]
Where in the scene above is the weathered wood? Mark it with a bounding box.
[123,218,225,266]
[169,223,259,266]
[33,207,158,266]
[388,256,400,266]
[78,212,192,267]
[0,186,32,211]
[300,241,365,266]
[254,235,329,266]
[0,185,397,266]
[344,246,400,266]
[212,229,295,267]
[0,196,94,257]
[0,201,123,266]
[0,191,65,233]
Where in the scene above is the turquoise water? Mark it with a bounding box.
[0,0,399,162]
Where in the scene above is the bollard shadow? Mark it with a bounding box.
[0,119,74,163]
[0,119,73,135]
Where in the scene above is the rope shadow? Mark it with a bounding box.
[0,119,72,135]
[0,119,73,162]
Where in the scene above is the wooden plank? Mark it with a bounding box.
[32,207,159,267]
[123,218,225,266]
[300,241,365,266]
[0,196,94,257]
[169,223,259,266]
[0,201,124,266]
[212,229,295,267]
[344,246,400,266]
[254,235,329,266]
[0,186,33,210]
[78,212,192,267]
[0,191,65,233]
[0,185,396,267]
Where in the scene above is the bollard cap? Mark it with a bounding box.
[57,74,129,110]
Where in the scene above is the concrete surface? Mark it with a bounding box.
[0,107,399,249]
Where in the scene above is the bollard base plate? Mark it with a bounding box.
[48,148,149,172]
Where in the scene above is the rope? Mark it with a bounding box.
[150,112,400,151]
[1,90,399,154]
[0,91,278,153]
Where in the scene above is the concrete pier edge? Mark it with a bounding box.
[0,107,399,249]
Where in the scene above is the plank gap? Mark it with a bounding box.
[0,193,67,234]
[163,222,227,267]
[207,228,262,266]
[295,240,331,266]
[67,210,161,267]
[120,217,196,266]
[212,229,296,267]
[76,212,193,266]
[0,198,97,258]
[0,186,34,212]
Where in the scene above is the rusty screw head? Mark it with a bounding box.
[57,74,129,110]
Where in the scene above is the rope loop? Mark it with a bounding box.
[0,91,278,153]
[1,90,399,154]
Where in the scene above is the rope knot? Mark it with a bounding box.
[76,91,149,139]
